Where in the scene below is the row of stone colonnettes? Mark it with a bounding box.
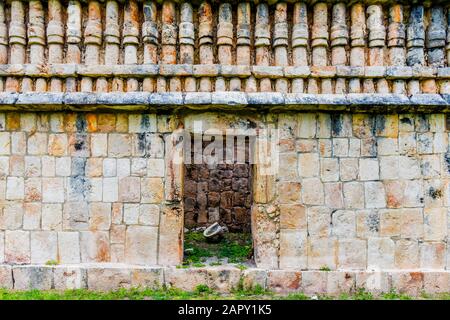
[0,1,450,95]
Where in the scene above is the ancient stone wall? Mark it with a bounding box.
[0,0,449,293]
[0,112,175,266]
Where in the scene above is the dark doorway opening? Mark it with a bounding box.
[183,134,253,266]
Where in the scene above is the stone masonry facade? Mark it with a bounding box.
[0,0,449,294]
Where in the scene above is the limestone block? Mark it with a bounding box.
[355,271,392,294]
[30,231,57,264]
[125,226,158,265]
[13,266,53,290]
[87,267,131,292]
[0,231,3,263]
[359,158,379,181]
[424,208,447,241]
[391,272,424,296]
[42,177,64,203]
[324,182,344,209]
[90,133,107,157]
[402,180,424,208]
[54,266,87,290]
[124,204,139,225]
[267,270,302,293]
[420,242,446,269]
[332,138,349,157]
[301,271,327,295]
[332,210,356,238]
[55,157,71,177]
[343,182,365,209]
[307,237,337,270]
[89,202,111,231]
[103,158,116,177]
[320,158,339,182]
[340,158,358,181]
[277,182,301,204]
[379,156,400,180]
[206,266,242,293]
[27,133,47,155]
[63,201,88,230]
[131,158,147,176]
[48,134,68,156]
[280,204,306,230]
[147,158,165,177]
[394,239,419,269]
[165,268,209,291]
[379,209,402,237]
[0,202,23,230]
[6,176,24,200]
[108,134,131,157]
[365,182,386,208]
[338,239,367,270]
[80,231,110,263]
[279,230,307,269]
[141,178,164,203]
[368,237,395,270]
[57,231,80,264]
[356,210,380,239]
[138,204,160,226]
[423,272,449,294]
[131,267,164,289]
[307,206,331,237]
[278,153,298,181]
[400,208,424,239]
[119,177,141,202]
[24,156,41,177]
[5,230,30,264]
[103,177,118,202]
[0,265,13,289]
[298,153,319,177]
[0,132,10,155]
[241,269,267,291]
[301,178,324,205]
[327,271,356,295]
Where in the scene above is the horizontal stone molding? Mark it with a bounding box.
[0,264,448,295]
[2,92,450,112]
[3,64,450,80]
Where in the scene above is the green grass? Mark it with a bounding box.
[0,287,449,300]
[183,232,252,266]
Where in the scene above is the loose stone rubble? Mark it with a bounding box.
[0,0,449,294]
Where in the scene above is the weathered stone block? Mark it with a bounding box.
[131,267,164,289]
[307,237,337,270]
[267,270,302,293]
[125,226,158,265]
[337,239,367,270]
[368,238,395,270]
[327,271,356,295]
[57,231,80,264]
[87,267,131,292]
[54,266,87,290]
[30,231,57,264]
[0,265,13,289]
[5,230,30,264]
[165,268,209,291]
[279,230,307,269]
[301,271,327,295]
[80,231,110,263]
[13,266,53,290]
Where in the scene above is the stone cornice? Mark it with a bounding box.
[1,1,450,104]
[2,92,450,112]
